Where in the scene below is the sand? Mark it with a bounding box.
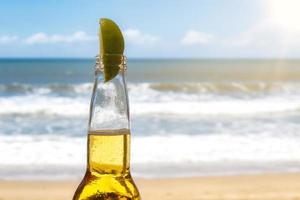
[0,173,300,200]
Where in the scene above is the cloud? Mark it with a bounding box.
[221,0,300,49]
[222,21,300,48]
[181,30,214,45]
[0,35,18,44]
[23,29,159,46]
[123,29,159,45]
[24,31,96,45]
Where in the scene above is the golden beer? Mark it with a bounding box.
[73,130,140,200]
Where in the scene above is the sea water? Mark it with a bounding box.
[0,58,300,179]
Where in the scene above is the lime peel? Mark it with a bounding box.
[99,18,125,82]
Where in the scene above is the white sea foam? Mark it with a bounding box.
[0,95,89,116]
[131,98,300,115]
[0,133,300,179]
[1,81,300,179]
[1,81,300,96]
[0,82,300,117]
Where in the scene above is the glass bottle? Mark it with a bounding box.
[73,54,141,200]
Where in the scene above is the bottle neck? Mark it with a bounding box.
[88,56,130,132]
[87,56,131,174]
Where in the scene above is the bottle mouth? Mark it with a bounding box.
[95,54,127,73]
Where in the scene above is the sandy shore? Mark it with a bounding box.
[0,173,300,200]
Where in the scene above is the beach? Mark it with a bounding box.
[1,173,300,200]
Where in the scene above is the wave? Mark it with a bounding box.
[132,97,300,115]
[0,86,300,116]
[0,83,92,96]
[0,95,89,116]
[0,95,299,117]
[146,82,300,94]
[1,133,299,165]
[1,81,300,96]
[1,133,300,179]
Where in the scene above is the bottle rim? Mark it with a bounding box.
[95,54,127,73]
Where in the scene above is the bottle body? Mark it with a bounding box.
[73,130,140,200]
[73,57,140,200]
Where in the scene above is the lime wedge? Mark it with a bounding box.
[99,18,125,82]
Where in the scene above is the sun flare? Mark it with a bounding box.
[265,0,300,32]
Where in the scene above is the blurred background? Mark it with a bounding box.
[1,0,300,196]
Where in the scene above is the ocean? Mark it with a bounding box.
[0,58,300,180]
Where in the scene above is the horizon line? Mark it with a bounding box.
[1,57,300,60]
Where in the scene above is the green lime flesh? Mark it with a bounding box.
[99,18,125,82]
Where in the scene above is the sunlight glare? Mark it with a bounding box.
[265,0,300,32]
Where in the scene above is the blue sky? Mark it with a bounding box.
[1,0,300,58]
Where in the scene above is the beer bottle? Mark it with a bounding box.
[73,19,141,200]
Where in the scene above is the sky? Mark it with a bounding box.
[1,0,300,58]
